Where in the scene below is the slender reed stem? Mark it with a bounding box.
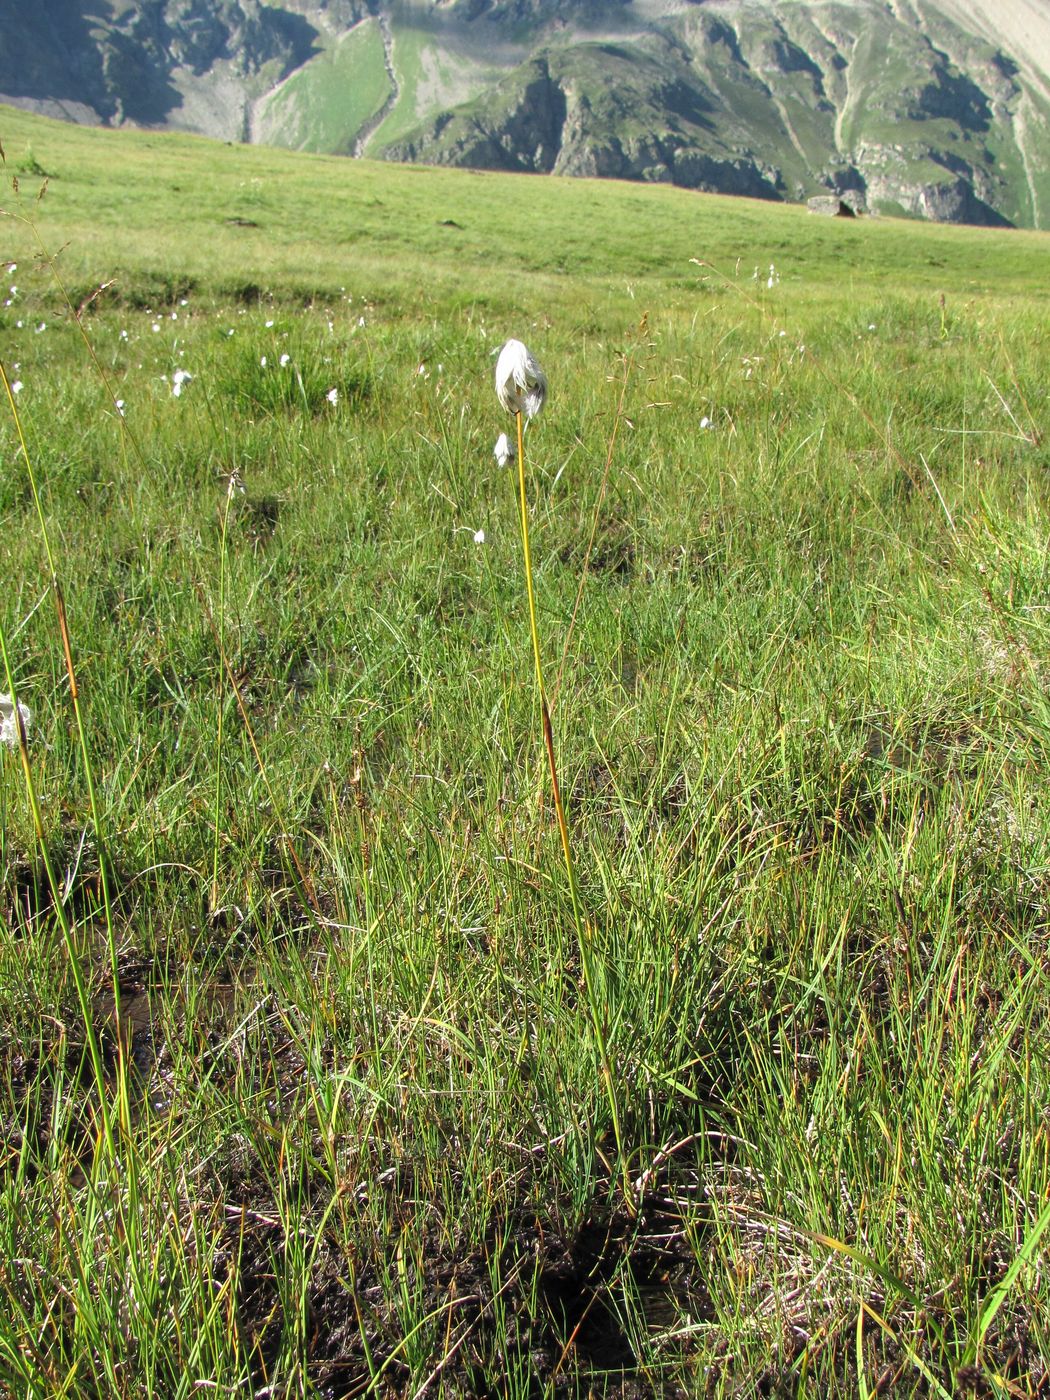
[512,408,631,1210]
[211,479,236,913]
[514,410,583,930]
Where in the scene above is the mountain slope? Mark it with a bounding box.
[2,0,1049,228]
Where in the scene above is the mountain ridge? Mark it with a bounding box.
[2,0,1049,228]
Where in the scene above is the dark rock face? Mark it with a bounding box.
[0,2,114,120]
[905,60,992,131]
[388,58,567,171]
[914,176,1012,226]
[384,30,785,200]
[0,1,318,126]
[668,151,781,197]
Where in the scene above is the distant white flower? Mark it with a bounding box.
[1,693,31,750]
[473,528,485,544]
[495,339,547,419]
[10,380,22,395]
[152,322,160,333]
[326,387,338,405]
[280,353,290,367]
[493,432,515,467]
[119,328,128,340]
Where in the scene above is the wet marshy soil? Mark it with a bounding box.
[3,950,712,1394]
[229,1188,709,1398]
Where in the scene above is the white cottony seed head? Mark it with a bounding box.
[493,432,515,468]
[0,693,31,750]
[495,338,547,419]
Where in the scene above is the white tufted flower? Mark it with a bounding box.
[1,693,31,750]
[495,339,546,419]
[493,432,515,468]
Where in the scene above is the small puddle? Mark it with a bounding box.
[94,986,169,1117]
[94,977,240,1121]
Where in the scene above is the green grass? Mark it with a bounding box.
[0,102,1049,1397]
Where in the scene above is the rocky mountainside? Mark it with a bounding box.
[3,0,1049,227]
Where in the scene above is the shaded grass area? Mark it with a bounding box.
[0,108,1049,1396]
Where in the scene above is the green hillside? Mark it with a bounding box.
[0,104,1044,308]
[253,20,392,155]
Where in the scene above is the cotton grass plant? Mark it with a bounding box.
[494,336,629,1207]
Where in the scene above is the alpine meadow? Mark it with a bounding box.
[0,102,1049,1398]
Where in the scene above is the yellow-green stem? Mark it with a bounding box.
[513,408,631,1210]
[515,409,583,926]
[211,482,235,913]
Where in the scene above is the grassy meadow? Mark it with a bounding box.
[0,103,1049,1397]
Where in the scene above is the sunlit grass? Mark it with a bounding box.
[0,103,1048,1396]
